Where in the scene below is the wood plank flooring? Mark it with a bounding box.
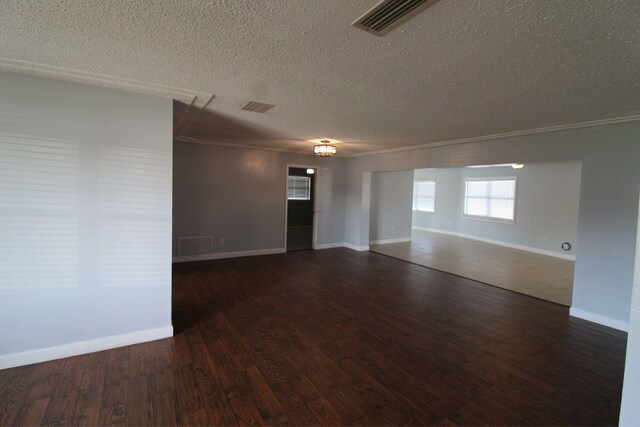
[0,249,628,426]
[371,229,574,306]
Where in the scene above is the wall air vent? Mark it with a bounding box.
[241,101,275,113]
[178,236,212,257]
[353,0,438,36]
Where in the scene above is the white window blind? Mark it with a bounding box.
[413,181,436,212]
[287,176,311,200]
[464,178,516,222]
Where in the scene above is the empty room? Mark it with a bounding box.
[1,1,640,426]
[369,161,581,306]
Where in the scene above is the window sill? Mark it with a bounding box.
[462,214,515,225]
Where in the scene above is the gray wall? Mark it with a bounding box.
[344,122,640,327]
[173,141,346,256]
[0,72,173,364]
[369,170,414,243]
[412,162,582,257]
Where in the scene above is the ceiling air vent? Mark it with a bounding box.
[241,101,275,113]
[353,0,438,36]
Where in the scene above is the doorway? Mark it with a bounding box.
[286,166,316,251]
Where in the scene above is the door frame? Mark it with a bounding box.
[284,163,319,251]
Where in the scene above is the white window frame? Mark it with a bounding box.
[287,176,311,200]
[412,180,436,213]
[463,176,517,223]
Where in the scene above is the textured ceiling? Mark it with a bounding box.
[1,0,639,156]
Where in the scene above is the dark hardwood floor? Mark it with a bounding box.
[0,249,628,426]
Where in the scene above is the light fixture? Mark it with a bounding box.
[306,168,315,175]
[466,163,525,169]
[313,140,337,157]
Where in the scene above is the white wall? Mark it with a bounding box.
[412,168,461,232]
[619,195,640,425]
[0,72,173,368]
[412,162,582,257]
[369,170,414,244]
[173,141,346,259]
[344,122,640,330]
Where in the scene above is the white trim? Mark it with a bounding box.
[173,248,285,263]
[285,164,320,251]
[0,326,173,370]
[176,114,640,158]
[314,243,345,250]
[348,114,640,158]
[412,227,575,260]
[413,226,459,236]
[412,179,436,213]
[463,176,517,224]
[569,307,629,332]
[176,95,216,136]
[462,214,516,225]
[0,57,210,103]
[343,242,370,251]
[174,136,317,155]
[174,243,374,259]
[369,237,412,245]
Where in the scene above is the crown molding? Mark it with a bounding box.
[175,110,640,158]
[0,57,211,103]
[175,95,216,136]
[176,112,640,158]
[173,136,314,156]
[347,114,640,158]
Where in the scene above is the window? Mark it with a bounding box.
[413,180,436,212]
[287,176,311,200]
[464,178,516,222]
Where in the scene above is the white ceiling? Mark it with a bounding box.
[1,0,639,156]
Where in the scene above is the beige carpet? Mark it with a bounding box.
[370,230,574,306]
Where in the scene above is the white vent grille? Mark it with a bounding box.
[241,101,275,113]
[352,0,437,36]
[178,236,213,257]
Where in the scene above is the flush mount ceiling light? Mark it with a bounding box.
[313,140,337,157]
[511,164,524,169]
[306,168,315,174]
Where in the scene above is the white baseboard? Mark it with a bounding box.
[173,247,285,263]
[569,307,629,332]
[412,227,575,261]
[342,242,370,251]
[174,244,371,260]
[369,237,412,245]
[316,242,372,251]
[314,243,345,250]
[413,226,458,236]
[0,325,173,370]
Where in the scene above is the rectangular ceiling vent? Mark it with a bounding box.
[241,101,275,113]
[352,0,438,36]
